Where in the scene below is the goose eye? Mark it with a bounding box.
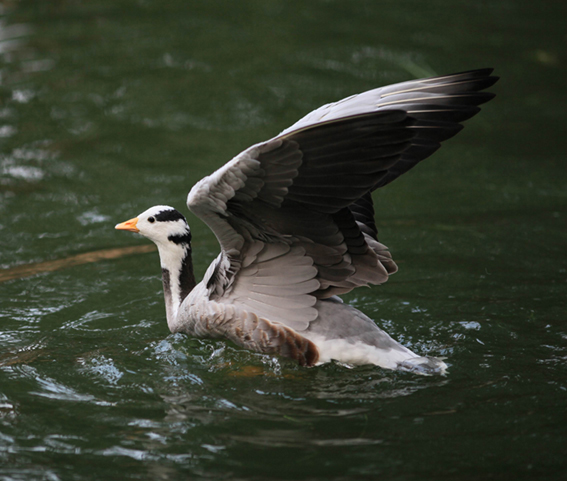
[148,216,155,223]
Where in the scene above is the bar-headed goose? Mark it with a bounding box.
[116,69,498,374]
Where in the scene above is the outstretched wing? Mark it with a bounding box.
[187,69,498,330]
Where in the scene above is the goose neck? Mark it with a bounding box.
[157,243,196,324]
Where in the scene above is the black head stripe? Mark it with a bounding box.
[155,209,186,223]
[168,231,192,245]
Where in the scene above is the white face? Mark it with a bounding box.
[115,205,191,247]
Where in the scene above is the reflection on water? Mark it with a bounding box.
[1,0,566,479]
[0,8,35,190]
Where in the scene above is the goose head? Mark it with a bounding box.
[115,205,192,249]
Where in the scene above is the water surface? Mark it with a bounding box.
[1,1,566,480]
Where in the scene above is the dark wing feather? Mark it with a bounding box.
[188,69,498,312]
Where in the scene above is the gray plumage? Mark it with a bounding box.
[116,69,498,374]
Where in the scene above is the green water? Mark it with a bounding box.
[1,1,566,479]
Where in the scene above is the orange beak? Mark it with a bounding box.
[115,217,140,233]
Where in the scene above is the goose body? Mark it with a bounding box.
[116,69,498,374]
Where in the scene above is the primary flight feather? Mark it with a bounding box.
[116,69,498,374]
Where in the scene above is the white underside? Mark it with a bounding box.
[306,334,448,375]
[307,334,413,368]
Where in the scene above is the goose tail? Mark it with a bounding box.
[397,356,448,375]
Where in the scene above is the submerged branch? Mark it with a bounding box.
[0,245,156,283]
